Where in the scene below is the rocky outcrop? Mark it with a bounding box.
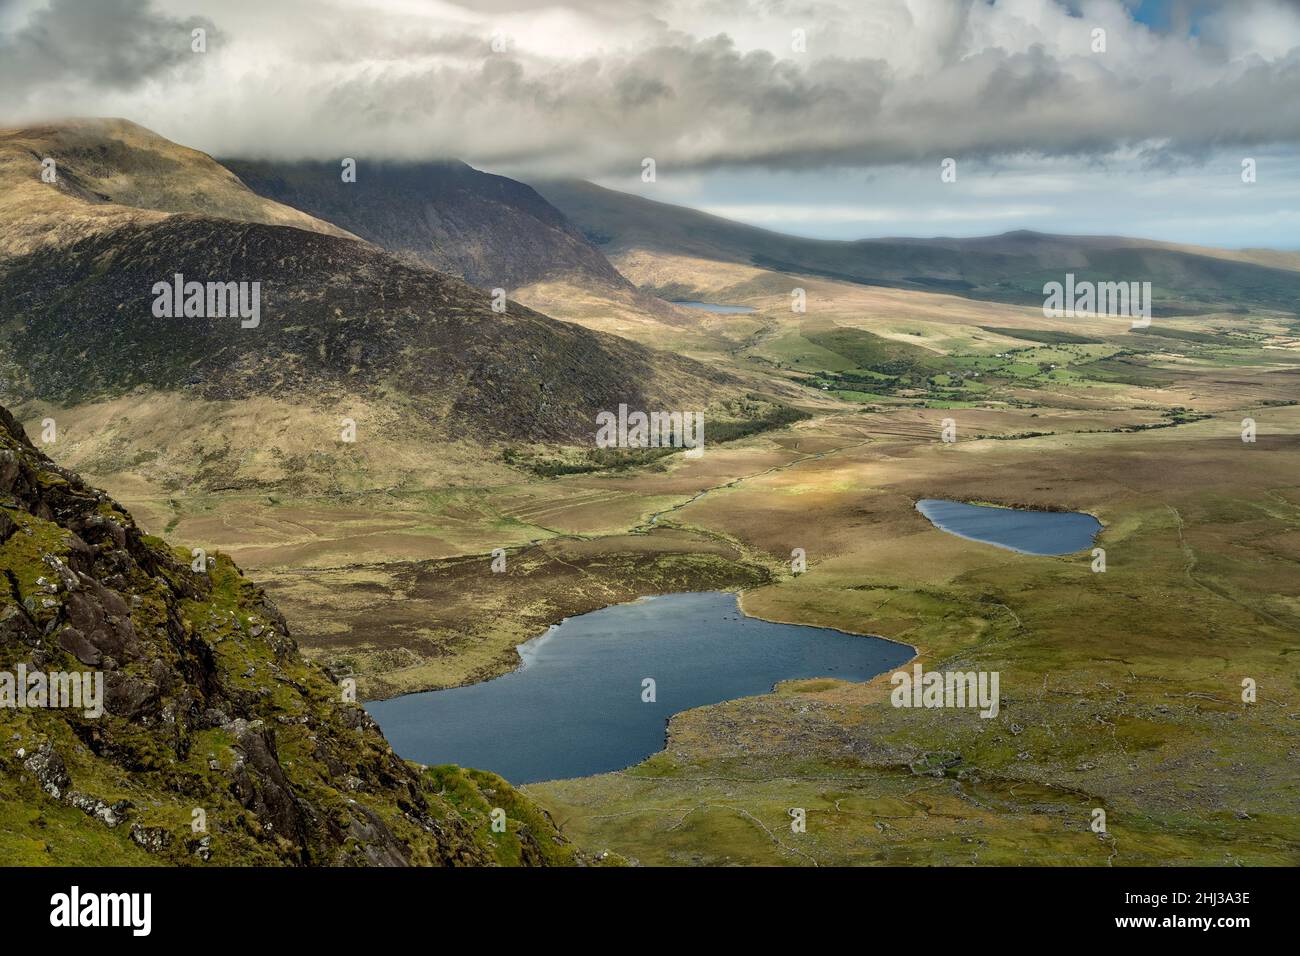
[0,404,579,866]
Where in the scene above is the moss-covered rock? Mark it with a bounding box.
[0,403,577,866]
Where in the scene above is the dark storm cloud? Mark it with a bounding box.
[0,0,217,99]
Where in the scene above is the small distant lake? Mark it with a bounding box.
[916,499,1101,555]
[367,591,913,784]
[671,300,756,314]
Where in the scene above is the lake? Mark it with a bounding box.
[367,591,913,784]
[671,300,756,313]
[916,498,1101,555]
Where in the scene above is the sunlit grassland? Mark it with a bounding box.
[17,247,1299,865]
[528,408,1300,865]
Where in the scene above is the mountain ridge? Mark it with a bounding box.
[223,157,631,292]
[0,120,746,453]
[533,178,1300,315]
[0,118,354,258]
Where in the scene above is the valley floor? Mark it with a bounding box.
[24,261,1300,866]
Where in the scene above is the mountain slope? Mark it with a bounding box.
[0,118,353,258]
[534,179,1300,315]
[224,158,629,291]
[0,214,725,442]
[0,122,742,450]
[0,403,578,865]
[223,158,720,356]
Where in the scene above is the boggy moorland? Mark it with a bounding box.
[5,120,1299,867]
[54,262,1300,867]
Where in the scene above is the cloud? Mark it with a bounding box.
[2,0,1300,176]
[0,0,218,98]
[623,148,1300,247]
[698,202,1057,224]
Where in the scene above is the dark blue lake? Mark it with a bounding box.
[916,499,1101,555]
[367,591,913,784]
[671,300,756,313]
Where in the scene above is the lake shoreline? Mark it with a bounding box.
[914,497,1103,556]
[368,590,915,784]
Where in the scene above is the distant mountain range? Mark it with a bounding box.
[534,179,1300,316]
